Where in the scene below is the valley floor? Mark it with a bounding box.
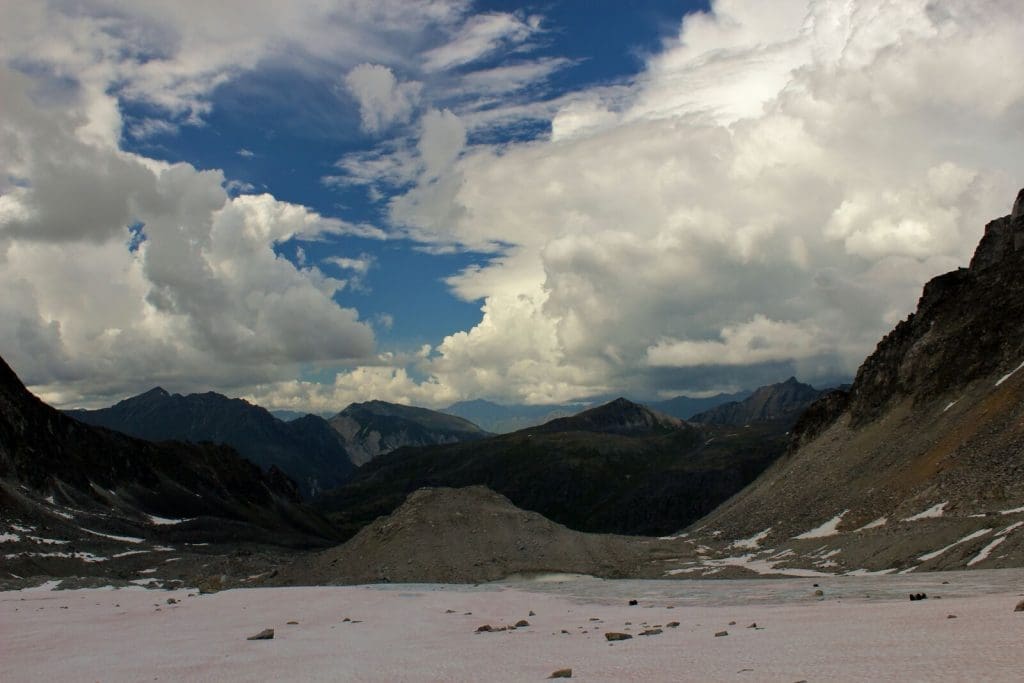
[3,571,1024,682]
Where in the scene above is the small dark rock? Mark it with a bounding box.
[628,599,638,606]
[286,621,298,625]
[666,621,680,628]
[728,621,736,625]
[747,622,757,628]
[529,610,536,617]
[445,609,456,614]
[947,614,957,619]
[247,628,274,641]
[548,668,572,679]
[605,632,632,641]
[166,598,177,605]
[639,628,662,636]
[715,630,729,637]
[476,624,493,633]
[515,619,530,628]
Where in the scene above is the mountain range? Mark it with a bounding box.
[67,389,355,499]
[689,377,828,427]
[315,397,791,539]
[441,391,755,433]
[0,352,339,586]
[7,191,1024,587]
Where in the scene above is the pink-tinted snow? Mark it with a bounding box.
[3,580,1024,682]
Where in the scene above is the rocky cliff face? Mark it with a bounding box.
[688,190,1024,575]
[846,203,1024,426]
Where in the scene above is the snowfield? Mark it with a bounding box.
[4,573,1024,682]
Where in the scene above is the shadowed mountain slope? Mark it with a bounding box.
[67,390,354,498]
[0,355,339,558]
[690,377,825,427]
[315,398,787,539]
[688,190,1024,574]
[328,400,490,466]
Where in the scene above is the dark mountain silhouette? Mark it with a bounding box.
[328,400,490,466]
[528,397,684,436]
[67,390,354,498]
[0,354,338,552]
[690,377,825,427]
[315,397,787,539]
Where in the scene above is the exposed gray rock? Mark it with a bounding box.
[246,628,274,641]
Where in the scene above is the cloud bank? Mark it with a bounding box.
[3,0,1024,412]
[339,0,1024,406]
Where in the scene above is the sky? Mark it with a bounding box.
[1,1,1023,412]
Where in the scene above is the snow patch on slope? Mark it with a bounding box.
[794,511,848,539]
[146,514,192,526]
[967,537,1006,566]
[856,517,887,531]
[918,528,991,562]
[81,528,144,544]
[731,527,772,550]
[903,502,947,521]
[995,359,1024,387]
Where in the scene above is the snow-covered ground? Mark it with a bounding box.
[4,573,1024,682]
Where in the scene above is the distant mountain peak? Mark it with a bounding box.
[691,377,824,427]
[329,400,490,467]
[65,386,354,498]
[530,397,684,436]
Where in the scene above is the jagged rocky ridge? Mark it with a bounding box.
[685,190,1024,575]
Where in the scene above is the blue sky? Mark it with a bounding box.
[2,1,1023,411]
[120,2,704,352]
